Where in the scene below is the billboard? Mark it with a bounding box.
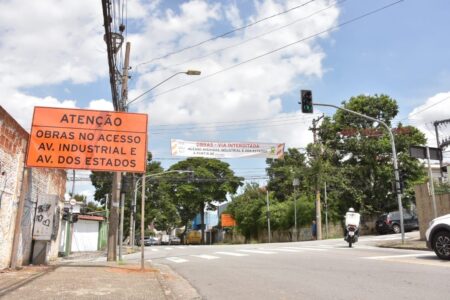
[221,214,236,227]
[26,107,148,173]
[171,139,284,159]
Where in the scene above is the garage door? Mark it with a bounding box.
[71,220,99,252]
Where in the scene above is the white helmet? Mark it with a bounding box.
[348,207,355,212]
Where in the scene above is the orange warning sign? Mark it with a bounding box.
[26,107,148,173]
[221,214,237,227]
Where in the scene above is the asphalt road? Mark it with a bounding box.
[124,232,450,300]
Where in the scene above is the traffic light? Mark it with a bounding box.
[301,90,313,113]
[441,166,448,174]
[71,214,79,223]
[62,207,69,221]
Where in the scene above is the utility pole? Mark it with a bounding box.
[324,182,328,239]
[118,42,131,261]
[310,115,324,240]
[266,188,271,243]
[292,178,300,241]
[130,174,136,247]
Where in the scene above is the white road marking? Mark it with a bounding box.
[191,254,220,260]
[239,249,276,254]
[178,246,186,249]
[363,253,432,260]
[166,257,188,263]
[215,251,249,257]
[266,248,302,253]
[281,247,326,252]
[165,247,174,250]
[151,248,159,252]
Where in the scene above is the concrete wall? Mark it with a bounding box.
[0,106,66,269]
[415,183,450,240]
[0,106,29,269]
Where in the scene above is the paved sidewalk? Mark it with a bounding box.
[0,260,200,300]
[377,237,430,251]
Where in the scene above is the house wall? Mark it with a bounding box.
[415,183,450,240]
[0,106,66,269]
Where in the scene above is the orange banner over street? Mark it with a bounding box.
[26,107,148,173]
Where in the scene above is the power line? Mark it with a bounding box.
[131,0,404,106]
[135,0,318,67]
[157,0,348,73]
[396,95,450,125]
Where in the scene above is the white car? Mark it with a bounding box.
[425,214,450,260]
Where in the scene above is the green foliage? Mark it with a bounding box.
[318,94,427,215]
[266,148,308,201]
[227,183,266,241]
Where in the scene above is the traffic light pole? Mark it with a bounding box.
[314,102,405,244]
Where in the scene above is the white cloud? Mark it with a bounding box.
[407,92,450,152]
[127,0,340,147]
[87,99,114,111]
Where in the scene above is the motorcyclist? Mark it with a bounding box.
[344,207,361,238]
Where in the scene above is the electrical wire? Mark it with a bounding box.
[156,0,348,73]
[135,0,318,67]
[131,0,404,106]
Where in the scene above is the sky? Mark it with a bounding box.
[0,0,449,202]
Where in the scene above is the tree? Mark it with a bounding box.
[227,183,266,242]
[266,148,308,201]
[166,158,243,243]
[318,94,427,215]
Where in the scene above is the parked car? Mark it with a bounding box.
[375,210,419,234]
[136,236,160,246]
[160,234,170,245]
[169,236,181,245]
[426,214,450,260]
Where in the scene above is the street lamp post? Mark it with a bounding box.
[134,170,193,271]
[314,102,406,244]
[292,178,300,242]
[126,70,201,108]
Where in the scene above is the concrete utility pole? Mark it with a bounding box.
[266,188,271,243]
[324,182,328,239]
[130,174,136,247]
[310,115,324,240]
[314,103,406,244]
[434,118,450,179]
[118,42,131,261]
[426,147,438,219]
[10,166,29,269]
[292,178,300,241]
[141,174,145,270]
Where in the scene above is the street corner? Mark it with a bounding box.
[153,263,202,300]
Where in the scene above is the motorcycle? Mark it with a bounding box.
[344,224,358,248]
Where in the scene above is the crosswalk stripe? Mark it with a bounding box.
[281,247,326,252]
[191,254,220,260]
[165,247,174,250]
[239,249,276,254]
[166,257,188,263]
[266,248,302,253]
[178,246,186,249]
[151,248,159,252]
[215,251,248,257]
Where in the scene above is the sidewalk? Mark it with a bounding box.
[0,258,200,300]
[377,237,430,251]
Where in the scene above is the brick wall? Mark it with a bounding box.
[0,106,66,269]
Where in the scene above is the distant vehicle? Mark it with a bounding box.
[426,214,450,260]
[169,236,181,245]
[186,231,201,245]
[136,236,160,246]
[375,210,419,234]
[161,234,170,245]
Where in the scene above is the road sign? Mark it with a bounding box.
[409,146,442,160]
[69,198,77,206]
[26,107,148,172]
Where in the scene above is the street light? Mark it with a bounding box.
[292,178,300,242]
[135,170,193,271]
[126,70,201,108]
